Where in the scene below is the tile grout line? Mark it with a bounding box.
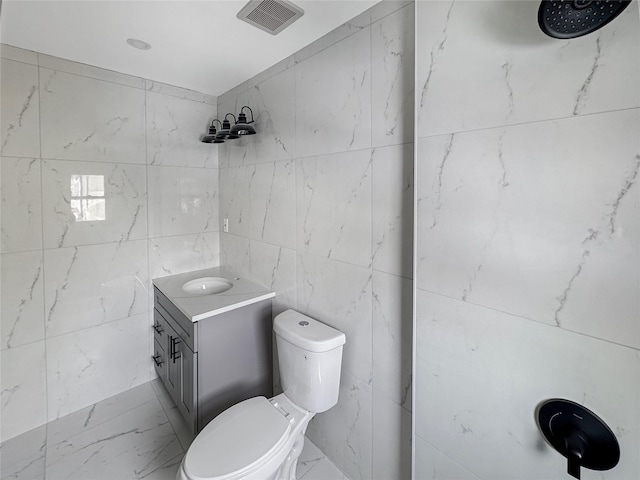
[37,54,51,480]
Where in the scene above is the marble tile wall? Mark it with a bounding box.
[0,45,220,442]
[415,1,640,479]
[218,2,414,479]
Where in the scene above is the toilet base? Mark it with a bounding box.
[272,430,306,480]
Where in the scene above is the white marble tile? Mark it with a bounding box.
[146,92,217,168]
[38,54,146,89]
[220,233,251,279]
[297,253,372,385]
[1,157,42,253]
[145,79,216,105]
[148,232,220,281]
[245,56,295,94]
[219,165,254,237]
[294,9,371,66]
[306,370,372,480]
[149,230,220,313]
[238,68,296,165]
[415,289,640,480]
[295,27,371,158]
[0,44,38,64]
[46,383,157,447]
[416,0,640,137]
[250,160,296,248]
[372,271,412,410]
[46,314,153,420]
[297,150,372,268]
[144,455,184,480]
[43,240,148,337]
[41,159,147,248]
[1,341,48,441]
[45,395,182,480]
[1,251,45,350]
[371,3,414,147]
[414,436,480,480]
[372,391,411,480]
[299,458,348,480]
[1,59,40,158]
[147,165,218,238]
[39,68,146,163]
[0,425,46,480]
[417,110,640,349]
[296,438,326,479]
[370,0,414,25]
[218,82,249,110]
[249,240,297,316]
[371,143,413,278]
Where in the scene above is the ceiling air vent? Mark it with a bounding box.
[237,0,304,35]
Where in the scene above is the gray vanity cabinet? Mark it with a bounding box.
[153,286,273,434]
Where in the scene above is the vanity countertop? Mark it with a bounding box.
[152,267,274,322]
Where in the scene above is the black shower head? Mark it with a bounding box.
[538,0,631,39]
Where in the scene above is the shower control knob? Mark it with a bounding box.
[536,399,620,479]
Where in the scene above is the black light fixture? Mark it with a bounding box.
[231,106,257,136]
[200,108,257,143]
[201,120,225,143]
[215,113,241,140]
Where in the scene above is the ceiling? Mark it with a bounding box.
[0,0,379,97]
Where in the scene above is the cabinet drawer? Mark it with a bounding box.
[154,287,196,351]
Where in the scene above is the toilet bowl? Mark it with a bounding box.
[178,310,346,480]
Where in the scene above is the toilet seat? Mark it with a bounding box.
[183,396,291,480]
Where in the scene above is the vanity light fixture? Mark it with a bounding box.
[201,120,226,143]
[230,106,257,136]
[200,108,257,143]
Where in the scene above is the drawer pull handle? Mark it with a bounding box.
[152,354,163,367]
[153,323,164,334]
[170,337,181,363]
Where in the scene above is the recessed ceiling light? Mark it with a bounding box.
[126,38,151,50]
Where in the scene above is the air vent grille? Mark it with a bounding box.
[238,0,304,35]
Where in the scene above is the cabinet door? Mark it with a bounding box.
[176,340,197,424]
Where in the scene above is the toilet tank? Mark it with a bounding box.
[274,310,346,413]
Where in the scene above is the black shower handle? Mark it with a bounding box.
[565,430,587,479]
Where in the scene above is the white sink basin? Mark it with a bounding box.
[182,277,233,296]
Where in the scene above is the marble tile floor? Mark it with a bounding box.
[0,380,348,480]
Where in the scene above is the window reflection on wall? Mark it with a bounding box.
[70,174,106,222]
[178,177,202,215]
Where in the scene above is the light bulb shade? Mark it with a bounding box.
[201,120,224,143]
[201,135,218,143]
[231,123,256,135]
[216,114,241,140]
[230,107,257,136]
[215,130,240,140]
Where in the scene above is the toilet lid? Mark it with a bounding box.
[184,396,291,480]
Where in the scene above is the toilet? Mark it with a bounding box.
[177,309,346,480]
